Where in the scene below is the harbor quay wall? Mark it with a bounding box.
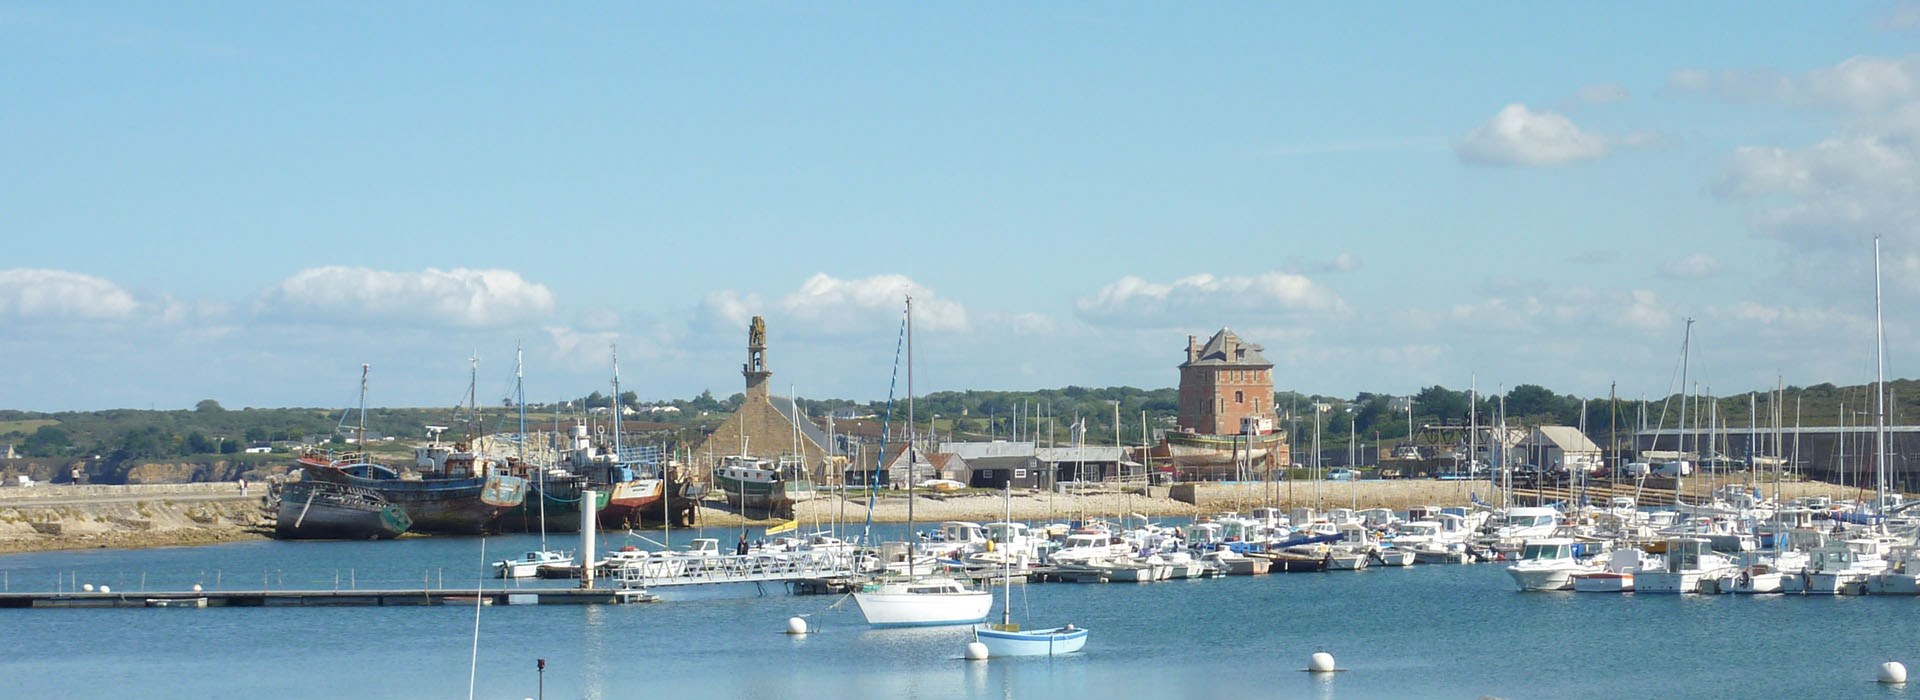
[0,483,267,554]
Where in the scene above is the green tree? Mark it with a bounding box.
[184,432,215,455]
[21,426,72,457]
[195,399,225,413]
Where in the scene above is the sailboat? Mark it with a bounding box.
[495,347,574,579]
[852,296,993,627]
[973,485,1088,656]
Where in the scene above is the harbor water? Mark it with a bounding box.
[4,526,1919,699]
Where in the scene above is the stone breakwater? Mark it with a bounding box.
[0,483,269,554]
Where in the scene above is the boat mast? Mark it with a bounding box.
[1677,318,1693,502]
[517,344,545,552]
[1874,236,1890,523]
[357,363,369,453]
[905,295,916,576]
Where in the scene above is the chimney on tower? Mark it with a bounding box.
[1187,335,1198,363]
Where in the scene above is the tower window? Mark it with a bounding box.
[1235,390,1244,404]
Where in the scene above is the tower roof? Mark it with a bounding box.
[1181,328,1272,368]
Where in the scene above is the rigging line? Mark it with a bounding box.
[863,305,909,544]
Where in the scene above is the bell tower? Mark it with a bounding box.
[743,316,771,403]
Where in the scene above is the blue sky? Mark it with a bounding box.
[5,3,1920,411]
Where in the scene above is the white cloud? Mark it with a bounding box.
[701,273,968,337]
[1455,104,1611,166]
[1075,272,1348,327]
[0,269,139,321]
[1667,55,1920,113]
[1575,82,1631,105]
[1887,4,1920,30]
[1662,254,1724,279]
[1446,287,1673,334]
[258,267,556,328]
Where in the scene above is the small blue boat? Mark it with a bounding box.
[973,623,1089,657]
[972,485,1090,657]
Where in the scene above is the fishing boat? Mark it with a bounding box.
[300,364,526,535]
[1506,538,1599,592]
[713,453,815,515]
[273,479,411,540]
[1571,548,1659,593]
[1634,537,1737,594]
[852,296,992,627]
[973,486,1089,657]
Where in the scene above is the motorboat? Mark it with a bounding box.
[1634,538,1737,594]
[1571,549,1658,593]
[1506,538,1599,592]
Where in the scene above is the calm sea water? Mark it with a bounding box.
[4,525,1920,700]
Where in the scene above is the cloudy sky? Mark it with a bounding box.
[5,3,1920,411]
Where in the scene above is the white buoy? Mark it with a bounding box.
[1880,661,1908,684]
[1308,652,1337,673]
[786,617,808,635]
[965,642,990,661]
[82,584,94,592]
[99,585,110,594]
[192,584,203,593]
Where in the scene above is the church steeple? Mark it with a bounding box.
[743,316,771,403]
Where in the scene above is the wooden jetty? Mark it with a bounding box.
[0,587,657,609]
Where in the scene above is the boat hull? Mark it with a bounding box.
[974,625,1088,657]
[1571,572,1633,593]
[304,466,526,535]
[853,588,992,627]
[274,481,411,540]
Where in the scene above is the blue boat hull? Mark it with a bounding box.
[974,625,1088,657]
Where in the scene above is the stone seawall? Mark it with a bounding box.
[0,483,268,554]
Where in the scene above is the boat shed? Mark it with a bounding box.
[1037,446,1143,484]
[1519,426,1603,473]
[939,441,1044,490]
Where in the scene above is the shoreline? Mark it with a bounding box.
[0,479,1875,555]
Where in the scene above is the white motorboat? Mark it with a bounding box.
[1506,538,1598,592]
[1571,548,1658,593]
[494,549,573,579]
[1634,538,1737,594]
[1783,539,1886,595]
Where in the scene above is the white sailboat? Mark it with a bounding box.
[495,347,574,579]
[974,485,1088,657]
[853,296,992,627]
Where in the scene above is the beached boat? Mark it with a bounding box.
[273,479,411,540]
[301,364,527,535]
[713,453,815,514]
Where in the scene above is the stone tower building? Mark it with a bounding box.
[1177,328,1275,436]
[692,316,837,479]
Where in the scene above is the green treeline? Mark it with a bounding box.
[3,379,1915,461]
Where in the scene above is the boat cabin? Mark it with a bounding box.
[1517,538,1578,562]
[1664,538,1715,572]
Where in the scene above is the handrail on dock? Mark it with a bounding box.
[609,550,857,589]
